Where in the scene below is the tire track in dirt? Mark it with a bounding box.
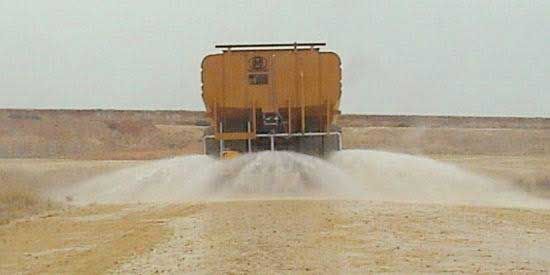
[111,199,550,273]
[113,199,345,273]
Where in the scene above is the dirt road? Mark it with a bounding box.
[1,199,549,273]
[2,155,550,273]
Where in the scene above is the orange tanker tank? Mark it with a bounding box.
[201,42,342,157]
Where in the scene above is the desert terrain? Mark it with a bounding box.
[1,109,550,273]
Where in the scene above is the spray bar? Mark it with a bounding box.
[202,132,342,154]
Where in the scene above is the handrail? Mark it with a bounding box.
[215,42,326,49]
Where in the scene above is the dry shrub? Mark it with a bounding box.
[0,172,58,225]
[534,176,550,194]
[516,175,550,198]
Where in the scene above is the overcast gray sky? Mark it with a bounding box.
[1,1,548,116]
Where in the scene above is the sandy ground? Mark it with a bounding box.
[3,108,549,160]
[1,155,550,273]
[433,154,550,198]
[434,154,550,181]
[1,200,549,274]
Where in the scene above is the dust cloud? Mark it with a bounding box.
[51,155,215,204]
[55,150,549,209]
[201,151,362,198]
[53,151,361,204]
[330,150,550,209]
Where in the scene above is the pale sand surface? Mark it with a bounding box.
[1,155,550,273]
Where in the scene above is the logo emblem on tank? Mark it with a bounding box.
[248,56,268,72]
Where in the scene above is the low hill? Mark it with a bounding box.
[1,109,549,159]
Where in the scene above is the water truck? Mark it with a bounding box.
[201,42,342,159]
